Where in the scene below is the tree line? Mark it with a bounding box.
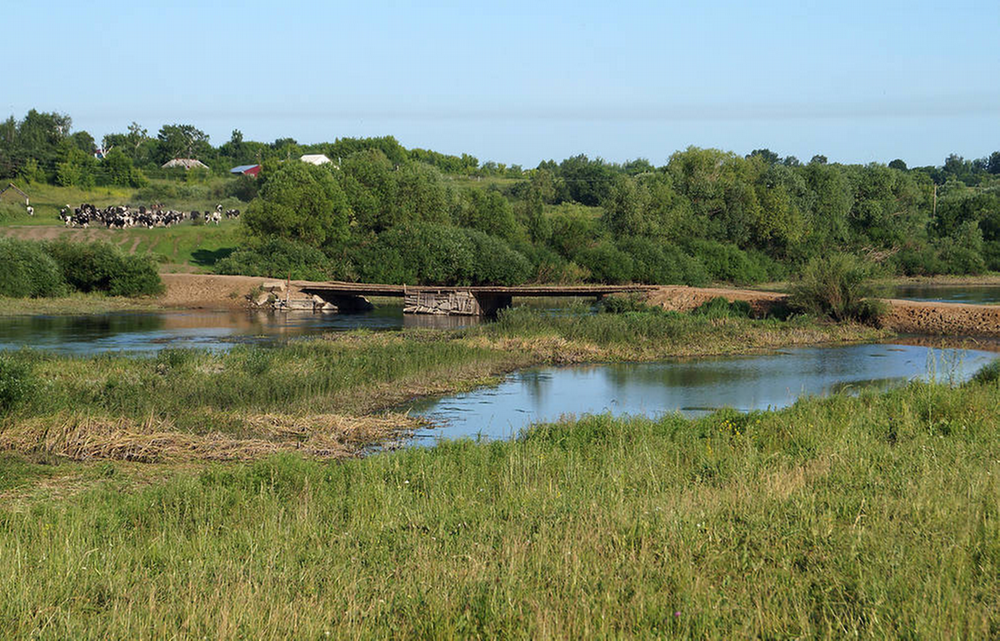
[3,108,1000,285]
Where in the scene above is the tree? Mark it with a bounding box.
[69,131,95,154]
[747,148,779,164]
[888,158,908,171]
[460,190,520,241]
[988,151,1000,175]
[558,154,616,206]
[156,124,209,162]
[100,148,147,188]
[809,154,828,165]
[601,174,651,237]
[242,161,350,248]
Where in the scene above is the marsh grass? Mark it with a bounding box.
[2,380,1000,636]
[0,309,884,462]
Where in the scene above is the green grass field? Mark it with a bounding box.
[3,378,1000,637]
[0,182,242,271]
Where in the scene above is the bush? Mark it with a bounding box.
[45,241,163,297]
[597,294,662,314]
[969,360,1000,386]
[615,237,709,286]
[0,238,66,298]
[691,297,754,319]
[685,240,768,285]
[107,254,165,296]
[576,242,634,284]
[788,254,886,324]
[351,223,532,286]
[0,354,35,414]
[890,243,947,276]
[215,238,333,281]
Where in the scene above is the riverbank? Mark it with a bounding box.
[645,285,1000,337]
[0,310,886,464]
[4,377,1000,637]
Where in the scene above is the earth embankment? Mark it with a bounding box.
[646,285,1000,337]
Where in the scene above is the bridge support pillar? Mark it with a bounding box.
[308,293,374,312]
[404,290,484,315]
[473,293,513,316]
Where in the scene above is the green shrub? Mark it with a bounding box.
[576,242,634,284]
[215,238,332,281]
[45,241,163,297]
[788,254,887,324]
[107,254,165,296]
[969,360,1000,385]
[692,297,754,319]
[615,237,708,286]
[685,240,768,285]
[351,223,532,286]
[597,294,662,314]
[0,238,67,298]
[0,354,35,413]
[890,243,947,276]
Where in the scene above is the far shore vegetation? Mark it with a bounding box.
[3,109,1000,290]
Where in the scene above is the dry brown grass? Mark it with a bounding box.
[0,411,425,463]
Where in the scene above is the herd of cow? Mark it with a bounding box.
[55,204,241,229]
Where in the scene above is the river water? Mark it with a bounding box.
[0,306,480,354]
[405,342,998,444]
[890,284,1000,305]
[3,291,998,447]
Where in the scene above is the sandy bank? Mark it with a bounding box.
[645,285,1000,337]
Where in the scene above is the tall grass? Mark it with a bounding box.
[1,335,517,426]
[2,380,1000,636]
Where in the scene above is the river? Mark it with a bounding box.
[404,342,997,444]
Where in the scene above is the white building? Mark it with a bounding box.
[300,154,332,166]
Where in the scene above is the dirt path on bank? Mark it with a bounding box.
[645,285,1000,337]
[159,274,282,309]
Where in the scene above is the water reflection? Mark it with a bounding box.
[0,305,480,354]
[891,285,1000,305]
[406,343,998,444]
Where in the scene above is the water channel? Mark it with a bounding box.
[405,342,998,444]
[2,287,998,447]
[0,306,479,355]
[889,284,1000,305]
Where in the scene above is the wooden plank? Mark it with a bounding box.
[300,281,655,299]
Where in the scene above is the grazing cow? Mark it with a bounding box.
[25,205,33,216]
[209,210,221,225]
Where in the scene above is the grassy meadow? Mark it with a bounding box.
[3,377,1000,637]
[0,181,241,272]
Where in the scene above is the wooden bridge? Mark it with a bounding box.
[298,281,656,316]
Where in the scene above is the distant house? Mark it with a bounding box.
[162,158,209,170]
[230,164,261,177]
[300,154,332,166]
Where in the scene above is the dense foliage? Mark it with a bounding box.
[0,239,162,298]
[4,108,1000,285]
[789,254,887,324]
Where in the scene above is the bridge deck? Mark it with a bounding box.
[299,281,656,298]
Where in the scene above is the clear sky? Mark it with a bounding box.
[4,0,998,167]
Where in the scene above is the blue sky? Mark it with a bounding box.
[4,0,998,167]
